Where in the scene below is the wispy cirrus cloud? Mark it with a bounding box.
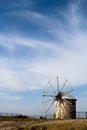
[0,0,33,11]
[1,1,87,114]
[0,32,57,49]
[0,1,87,93]
[0,92,22,100]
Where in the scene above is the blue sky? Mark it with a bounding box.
[0,0,87,115]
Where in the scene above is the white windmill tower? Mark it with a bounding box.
[42,76,77,119]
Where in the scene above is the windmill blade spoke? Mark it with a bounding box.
[57,76,59,93]
[42,91,48,94]
[60,102,65,112]
[59,79,67,92]
[46,100,55,113]
[48,81,56,94]
[56,100,59,107]
[55,100,60,112]
[41,98,55,104]
[59,101,62,118]
[43,94,55,97]
[63,99,72,105]
[60,101,66,118]
[62,89,73,96]
[62,102,69,114]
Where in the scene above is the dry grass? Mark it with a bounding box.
[0,118,87,130]
[22,119,87,130]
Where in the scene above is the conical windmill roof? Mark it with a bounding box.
[62,93,76,100]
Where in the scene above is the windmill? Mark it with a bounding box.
[42,76,77,119]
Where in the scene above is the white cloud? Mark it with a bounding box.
[0,2,87,92]
[0,32,60,52]
[0,92,22,101]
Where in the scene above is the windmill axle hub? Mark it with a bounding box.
[56,92,62,100]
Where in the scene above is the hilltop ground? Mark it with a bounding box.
[0,116,87,130]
